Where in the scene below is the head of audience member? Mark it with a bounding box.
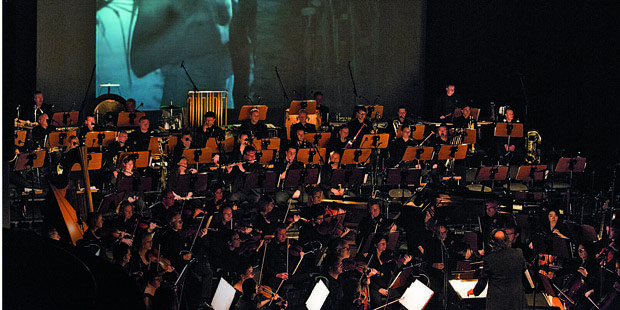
[445,84,455,97]
[138,116,150,133]
[125,98,136,112]
[203,111,216,128]
[355,106,367,123]
[397,106,407,122]
[33,91,44,107]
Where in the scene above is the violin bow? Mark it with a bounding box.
[189,214,212,254]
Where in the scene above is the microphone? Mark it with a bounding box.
[137,102,144,111]
[180,60,184,68]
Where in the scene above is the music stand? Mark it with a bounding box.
[476,166,509,192]
[305,279,330,310]
[182,148,213,165]
[238,105,267,121]
[403,147,433,162]
[289,100,317,115]
[97,192,125,214]
[52,111,79,127]
[398,280,434,310]
[363,105,383,119]
[252,137,281,150]
[359,134,390,149]
[118,176,152,193]
[556,157,586,217]
[284,168,319,189]
[494,122,524,138]
[71,153,103,171]
[329,168,365,188]
[176,173,210,193]
[85,131,116,149]
[360,231,399,255]
[254,150,275,165]
[46,130,78,149]
[437,144,468,161]
[117,112,145,127]
[206,136,234,153]
[15,130,27,147]
[385,168,421,187]
[211,278,236,310]
[449,279,487,299]
[409,125,426,140]
[118,151,150,168]
[463,129,477,145]
[297,148,326,165]
[390,266,414,290]
[244,171,279,190]
[304,132,331,147]
[15,150,46,171]
[341,148,371,165]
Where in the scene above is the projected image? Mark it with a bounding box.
[96,0,242,110]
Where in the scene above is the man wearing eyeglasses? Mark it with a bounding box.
[150,189,180,225]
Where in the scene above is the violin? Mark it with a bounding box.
[257,285,288,309]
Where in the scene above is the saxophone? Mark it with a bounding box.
[525,130,542,164]
[157,137,169,190]
[393,120,401,136]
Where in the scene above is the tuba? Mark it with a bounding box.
[525,130,542,164]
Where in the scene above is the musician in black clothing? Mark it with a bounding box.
[150,189,181,225]
[389,124,417,168]
[239,108,268,140]
[226,145,263,203]
[289,129,312,149]
[104,131,129,171]
[436,83,462,121]
[390,106,415,139]
[193,111,225,148]
[154,212,192,270]
[356,200,396,251]
[31,113,56,150]
[479,199,509,253]
[263,225,304,288]
[171,131,194,166]
[326,125,349,155]
[128,116,154,151]
[314,91,330,125]
[347,106,373,149]
[21,91,54,122]
[78,114,98,144]
[289,109,316,143]
[453,106,477,129]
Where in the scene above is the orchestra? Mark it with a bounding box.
[9,92,620,310]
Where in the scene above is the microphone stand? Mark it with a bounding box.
[440,239,449,310]
[180,61,199,92]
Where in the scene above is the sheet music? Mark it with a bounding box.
[399,280,434,310]
[211,278,236,310]
[306,280,330,310]
[449,279,488,299]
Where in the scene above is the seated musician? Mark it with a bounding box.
[167,156,197,201]
[78,114,99,144]
[129,232,175,281]
[171,131,194,165]
[289,128,312,149]
[314,91,329,125]
[366,234,412,309]
[154,212,192,271]
[389,124,418,168]
[112,242,132,274]
[104,130,129,172]
[347,106,373,149]
[211,230,253,282]
[226,145,263,204]
[274,147,305,204]
[112,156,146,210]
[150,189,181,225]
[263,225,305,288]
[453,106,477,129]
[479,199,510,253]
[235,278,283,310]
[78,212,109,257]
[561,241,601,306]
[140,270,162,310]
[326,124,349,154]
[355,200,397,251]
[128,116,154,151]
[203,186,228,215]
[31,113,56,150]
[109,200,139,236]
[289,109,316,142]
[390,106,415,139]
[251,195,282,236]
[319,151,344,198]
[239,107,268,140]
[299,206,330,246]
[229,133,251,163]
[211,204,253,248]
[125,98,137,112]
[193,111,225,148]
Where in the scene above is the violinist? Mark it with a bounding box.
[150,189,180,225]
[366,234,412,309]
[263,225,304,288]
[251,195,282,236]
[596,219,620,299]
[112,242,132,274]
[203,186,228,215]
[78,212,108,257]
[129,232,171,279]
[212,230,253,282]
[298,207,330,247]
[356,200,397,252]
[109,201,139,236]
[211,204,253,250]
[235,278,283,310]
[154,212,192,271]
